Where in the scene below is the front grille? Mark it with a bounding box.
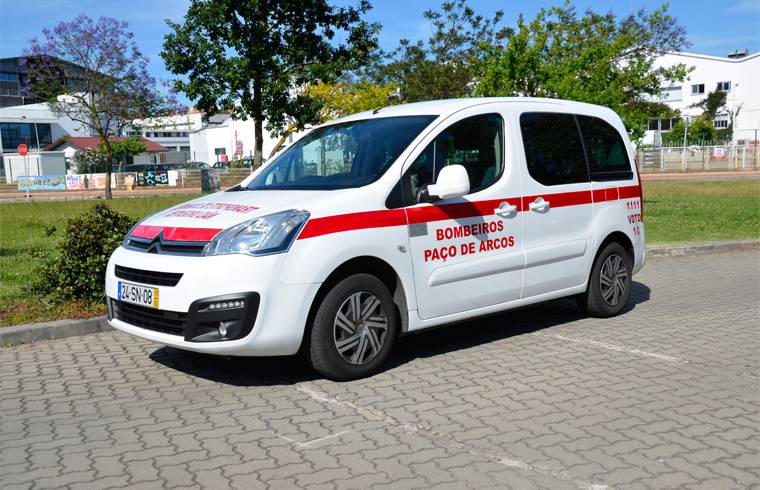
[124,237,207,256]
[111,300,186,336]
[115,265,183,287]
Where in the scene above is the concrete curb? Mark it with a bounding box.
[1,316,111,347]
[646,239,760,257]
[2,239,758,346]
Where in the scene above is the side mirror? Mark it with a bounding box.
[427,164,470,200]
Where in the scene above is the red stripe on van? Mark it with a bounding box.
[406,196,524,225]
[131,225,164,239]
[618,185,641,199]
[296,185,643,240]
[298,209,407,240]
[130,225,222,242]
[162,227,223,242]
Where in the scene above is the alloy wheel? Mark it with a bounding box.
[333,291,388,365]
[600,253,628,306]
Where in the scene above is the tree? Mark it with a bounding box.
[162,0,379,167]
[690,88,736,141]
[111,137,147,172]
[24,15,179,199]
[473,3,691,142]
[662,115,718,146]
[692,89,727,120]
[369,0,505,102]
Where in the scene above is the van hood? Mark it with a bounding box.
[136,190,329,238]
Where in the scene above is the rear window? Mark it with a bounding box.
[519,112,588,186]
[577,115,633,180]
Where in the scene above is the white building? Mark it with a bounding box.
[188,115,303,165]
[645,50,760,146]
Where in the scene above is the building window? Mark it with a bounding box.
[717,81,731,92]
[0,122,52,150]
[658,86,681,102]
[714,118,729,129]
[214,147,226,155]
[691,84,705,95]
[0,72,19,81]
[648,118,673,131]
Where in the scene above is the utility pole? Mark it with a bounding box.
[681,115,691,171]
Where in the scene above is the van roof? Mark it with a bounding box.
[330,97,616,125]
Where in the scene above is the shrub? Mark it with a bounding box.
[34,204,136,302]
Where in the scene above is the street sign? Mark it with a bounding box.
[17,143,28,156]
[235,140,243,153]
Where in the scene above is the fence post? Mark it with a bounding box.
[660,148,664,171]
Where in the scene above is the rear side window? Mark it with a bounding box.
[577,115,633,180]
[520,113,588,186]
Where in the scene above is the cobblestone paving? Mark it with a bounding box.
[2,250,759,489]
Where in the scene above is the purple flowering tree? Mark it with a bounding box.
[24,15,180,198]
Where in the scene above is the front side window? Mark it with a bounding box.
[717,81,731,92]
[247,116,436,190]
[577,116,632,180]
[520,112,588,186]
[405,113,503,202]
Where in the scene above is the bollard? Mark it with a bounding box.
[200,168,221,194]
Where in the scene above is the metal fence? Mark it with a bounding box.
[0,168,257,197]
[638,145,760,172]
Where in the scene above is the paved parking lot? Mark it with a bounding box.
[2,250,759,489]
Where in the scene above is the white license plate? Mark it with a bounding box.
[118,281,159,309]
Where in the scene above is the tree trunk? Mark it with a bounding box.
[101,140,113,200]
[254,118,264,168]
[253,78,264,168]
[105,168,113,200]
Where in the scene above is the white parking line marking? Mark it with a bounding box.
[277,429,351,448]
[296,384,609,490]
[534,332,687,364]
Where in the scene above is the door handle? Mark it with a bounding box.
[529,197,550,212]
[494,201,517,217]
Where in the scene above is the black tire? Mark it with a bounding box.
[308,274,398,381]
[577,242,632,318]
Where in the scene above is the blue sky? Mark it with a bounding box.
[1,0,758,106]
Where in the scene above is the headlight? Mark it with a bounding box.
[203,210,309,256]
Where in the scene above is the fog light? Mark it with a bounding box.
[218,321,234,337]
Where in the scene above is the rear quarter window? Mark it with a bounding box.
[519,112,588,186]
[577,115,633,181]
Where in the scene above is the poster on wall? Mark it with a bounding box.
[65,175,84,189]
[167,170,178,187]
[136,171,169,186]
[17,175,66,191]
[64,174,116,189]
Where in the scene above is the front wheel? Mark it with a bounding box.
[578,242,632,317]
[307,274,398,381]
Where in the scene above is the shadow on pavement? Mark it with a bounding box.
[150,281,650,386]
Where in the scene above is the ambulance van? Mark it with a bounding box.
[106,98,645,380]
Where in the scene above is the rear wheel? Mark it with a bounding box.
[578,242,632,317]
[308,274,398,381]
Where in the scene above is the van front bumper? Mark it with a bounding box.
[105,246,321,356]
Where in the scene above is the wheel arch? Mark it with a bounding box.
[596,231,635,266]
[300,255,410,353]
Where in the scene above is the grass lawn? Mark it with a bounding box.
[0,195,199,326]
[0,179,758,326]
[643,180,760,244]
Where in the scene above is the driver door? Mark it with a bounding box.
[402,109,525,320]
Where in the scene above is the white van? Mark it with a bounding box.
[106,98,645,380]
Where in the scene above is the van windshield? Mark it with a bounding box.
[246,115,437,190]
